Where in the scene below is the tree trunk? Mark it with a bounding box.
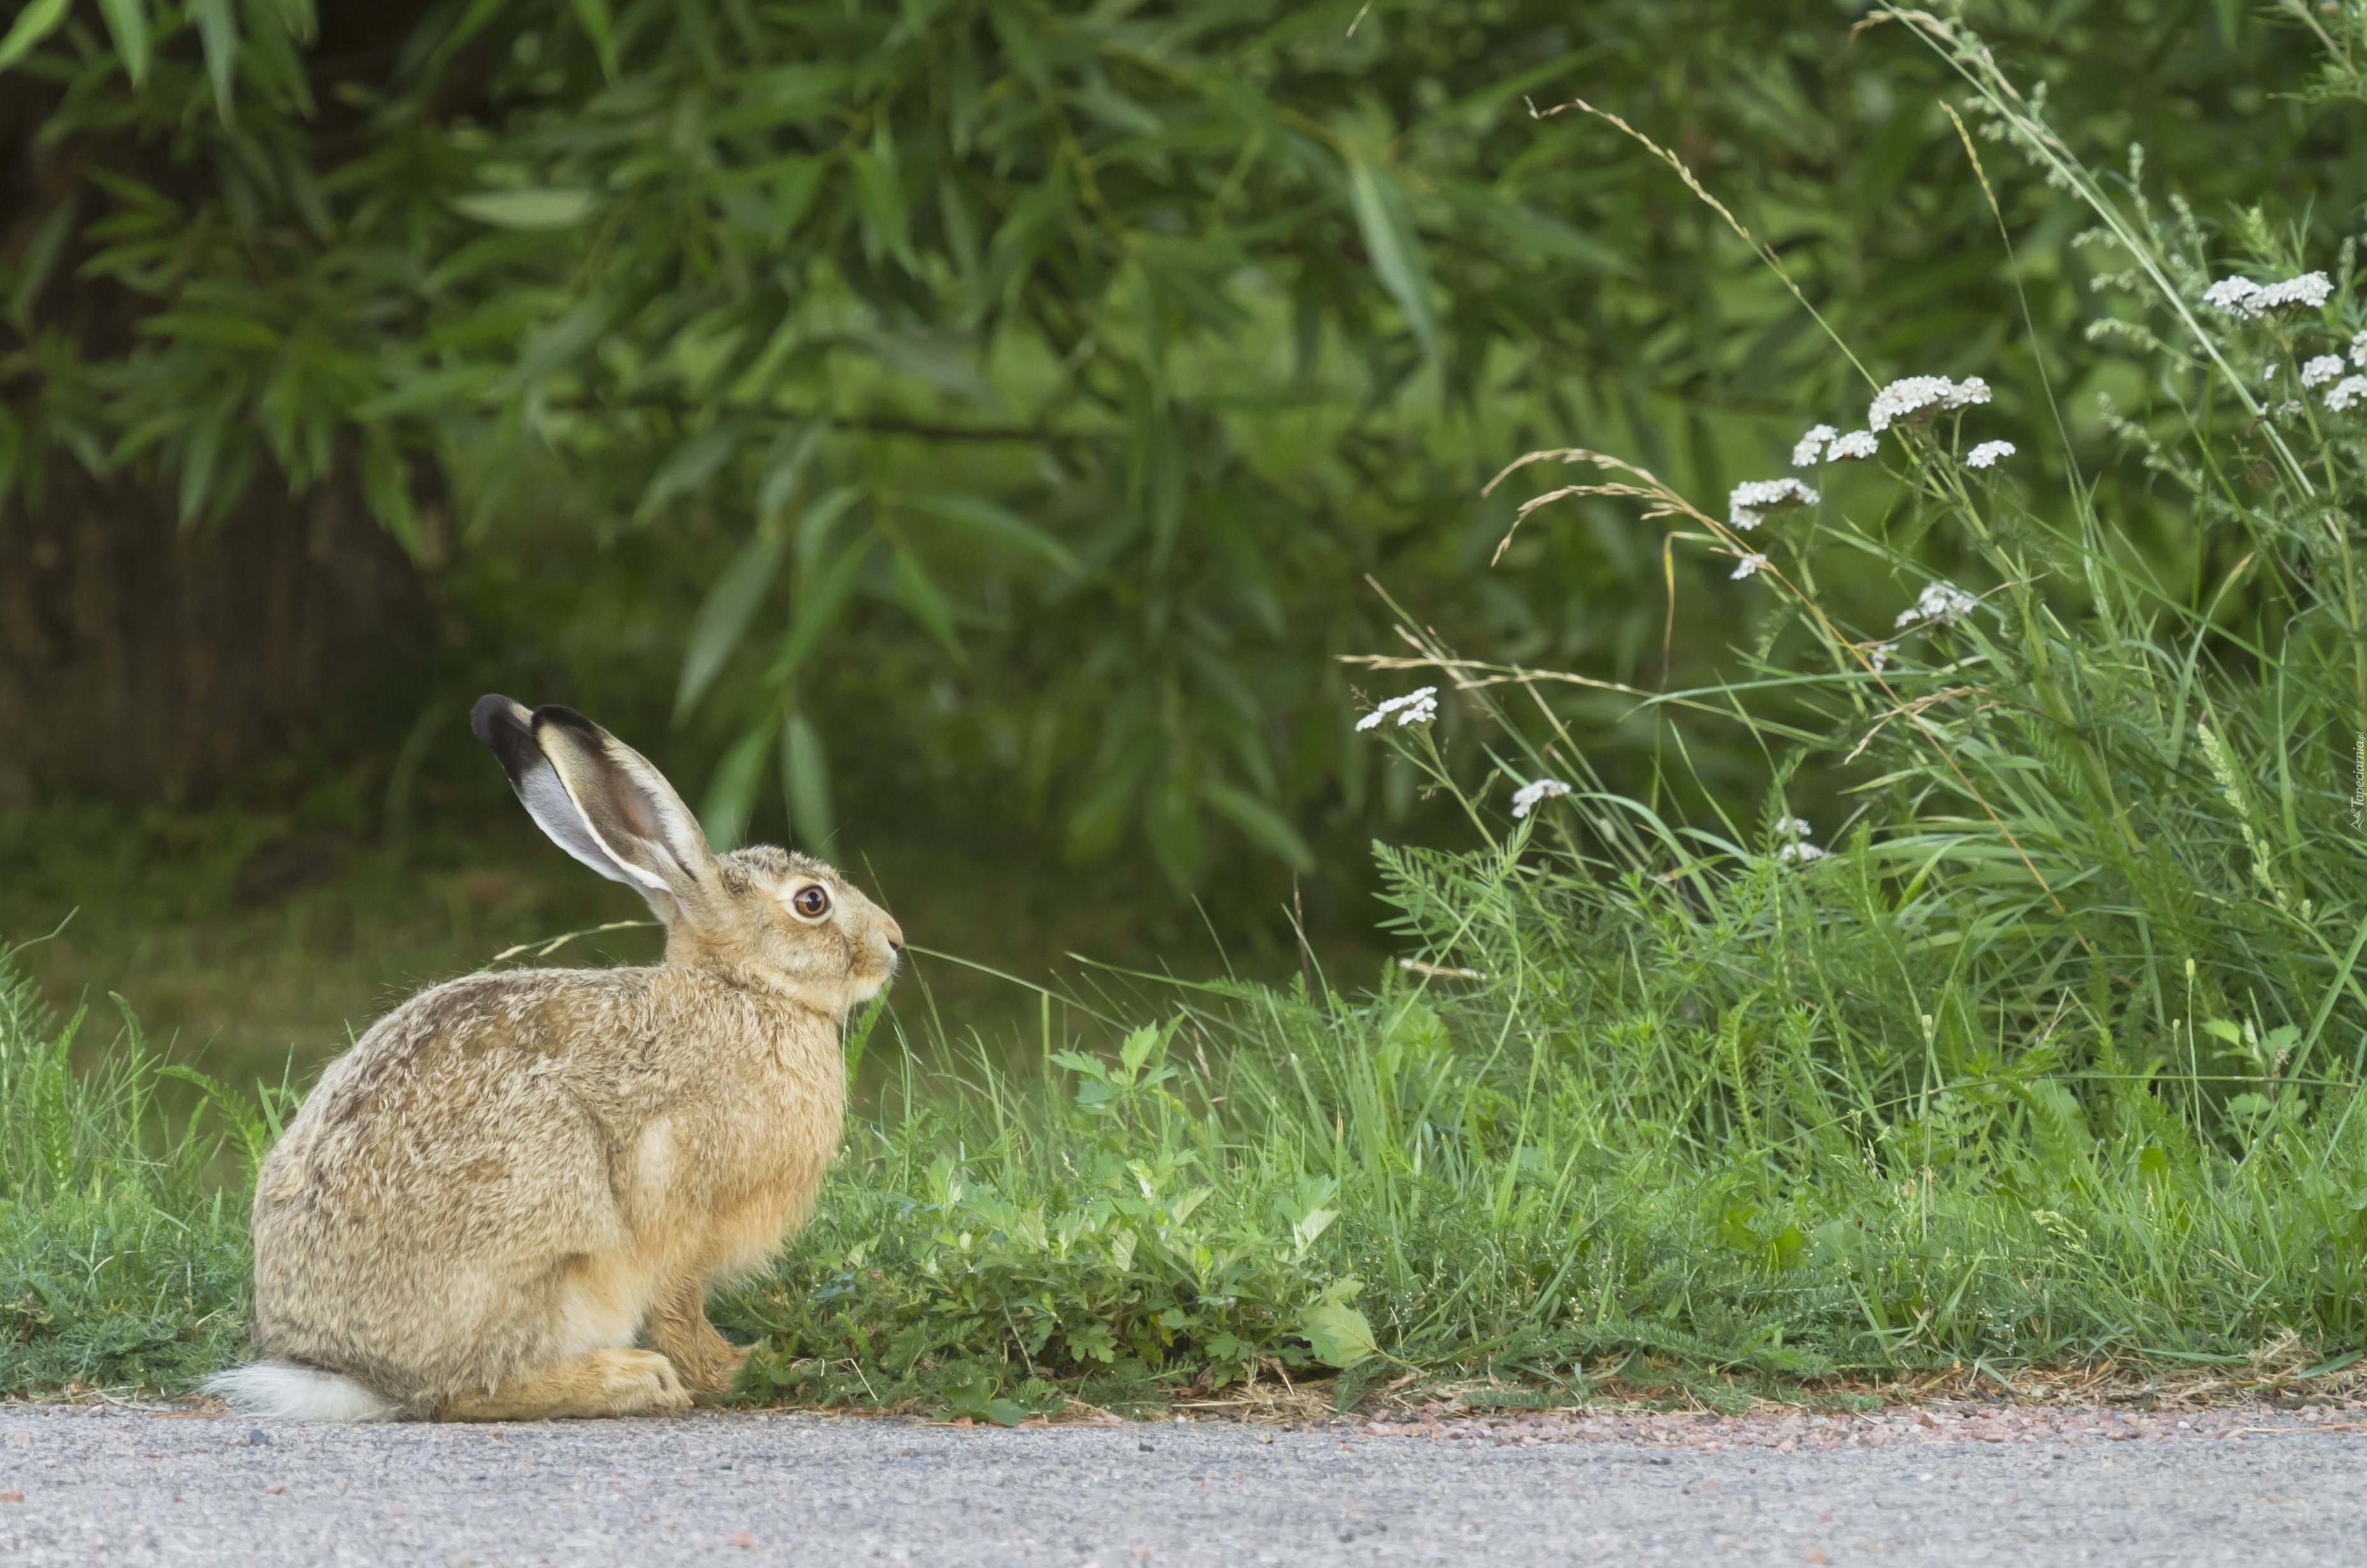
[0,462,423,806]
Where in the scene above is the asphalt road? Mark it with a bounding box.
[6,1400,2366,1565]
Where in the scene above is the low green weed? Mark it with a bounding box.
[0,946,255,1393]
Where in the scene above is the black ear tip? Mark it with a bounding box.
[470,694,532,748]
[532,705,601,738]
[530,703,606,744]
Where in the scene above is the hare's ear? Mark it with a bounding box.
[470,695,719,915]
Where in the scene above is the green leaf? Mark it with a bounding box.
[0,0,71,75]
[135,313,283,351]
[178,418,225,525]
[677,527,789,719]
[351,365,498,420]
[358,432,423,558]
[1203,781,1315,870]
[781,712,836,854]
[637,419,749,523]
[1290,1208,1336,1255]
[502,295,615,391]
[95,0,149,85]
[1145,770,1203,889]
[938,1371,1028,1426]
[433,0,509,62]
[889,546,963,657]
[449,189,601,230]
[901,491,1078,574]
[1345,156,1439,365]
[267,0,317,43]
[771,532,869,681]
[850,127,915,271]
[570,0,619,80]
[1063,1321,1117,1364]
[845,327,1000,408]
[7,196,76,332]
[193,0,239,125]
[699,715,779,851]
[842,978,891,1080]
[157,1064,271,1175]
[754,423,826,523]
[1300,1297,1378,1369]
[34,1003,85,1192]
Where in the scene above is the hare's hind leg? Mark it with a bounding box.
[647,1277,749,1404]
[437,1348,691,1422]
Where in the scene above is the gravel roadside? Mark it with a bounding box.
[5,1399,2364,1565]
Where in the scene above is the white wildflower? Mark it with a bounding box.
[1728,477,1818,530]
[1894,580,1979,629]
[1778,816,1812,841]
[1730,553,1770,581]
[1826,429,1881,462]
[1964,439,2016,470]
[1791,424,1838,468]
[2204,271,2333,320]
[2351,330,2367,369]
[2275,399,2304,419]
[1509,778,1571,819]
[1774,817,1826,861]
[2259,271,2333,312]
[2328,376,2367,413]
[1777,841,1830,863]
[2303,355,2345,388]
[1868,375,1991,431]
[1867,641,1898,673]
[2202,277,2263,317]
[1356,686,1438,732]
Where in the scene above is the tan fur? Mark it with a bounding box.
[244,709,901,1421]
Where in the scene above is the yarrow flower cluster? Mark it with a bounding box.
[2328,376,2367,414]
[1774,817,1827,863]
[1730,553,1770,581]
[1355,686,1437,731]
[1825,429,1881,462]
[1509,777,1571,819]
[1869,375,1990,432]
[1895,580,1979,630]
[2303,355,2346,390]
[2352,331,2367,369]
[1964,439,2016,470]
[1791,425,1837,468]
[1728,477,1818,530]
[1867,641,1898,673]
[2202,271,2333,320]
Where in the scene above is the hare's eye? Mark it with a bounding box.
[791,885,831,919]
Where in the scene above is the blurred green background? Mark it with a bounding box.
[2,0,2357,1082]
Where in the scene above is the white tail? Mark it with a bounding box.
[202,1362,398,1422]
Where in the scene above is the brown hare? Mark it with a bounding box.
[206,696,900,1420]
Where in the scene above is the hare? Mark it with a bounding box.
[205,696,901,1421]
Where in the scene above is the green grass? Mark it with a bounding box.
[15,13,2367,1417]
[0,953,258,1394]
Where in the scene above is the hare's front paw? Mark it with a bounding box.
[597,1348,693,1416]
[689,1343,752,1408]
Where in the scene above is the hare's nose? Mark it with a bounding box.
[882,916,906,952]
